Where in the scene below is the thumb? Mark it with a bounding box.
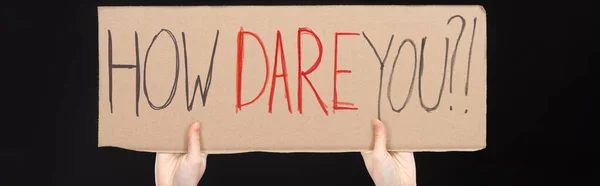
[187,122,202,158]
[372,119,387,153]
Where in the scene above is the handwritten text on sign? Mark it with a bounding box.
[98,6,487,153]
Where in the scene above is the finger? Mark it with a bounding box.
[360,151,369,158]
[155,152,176,163]
[187,122,202,158]
[360,150,375,161]
[372,119,387,153]
[391,152,417,184]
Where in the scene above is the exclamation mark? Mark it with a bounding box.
[465,17,478,114]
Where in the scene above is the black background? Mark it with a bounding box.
[5,0,598,185]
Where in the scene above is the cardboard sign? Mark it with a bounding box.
[98,5,487,153]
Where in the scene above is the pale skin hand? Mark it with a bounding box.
[155,122,207,186]
[153,120,414,186]
[361,119,417,186]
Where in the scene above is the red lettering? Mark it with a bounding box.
[333,32,360,112]
[268,30,292,114]
[236,27,270,113]
[297,27,328,115]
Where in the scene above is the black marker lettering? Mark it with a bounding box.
[135,32,141,116]
[107,30,141,116]
[447,15,466,94]
[182,30,219,111]
[418,37,449,112]
[362,32,394,120]
[143,29,180,110]
[466,17,477,97]
[387,39,417,113]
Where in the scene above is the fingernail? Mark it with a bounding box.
[193,122,200,132]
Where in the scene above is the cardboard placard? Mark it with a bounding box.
[98,5,487,153]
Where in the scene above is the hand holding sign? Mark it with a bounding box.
[362,119,417,186]
[98,5,486,153]
[154,120,417,186]
[155,122,207,186]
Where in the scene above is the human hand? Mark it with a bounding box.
[361,119,417,186]
[155,122,208,186]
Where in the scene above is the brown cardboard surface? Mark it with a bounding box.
[98,5,487,154]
